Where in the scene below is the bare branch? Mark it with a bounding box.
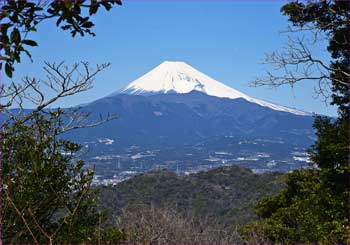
[59,110,118,134]
[5,192,39,244]
[251,34,349,101]
[28,208,51,243]
[1,61,111,128]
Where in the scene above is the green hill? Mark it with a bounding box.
[97,165,284,226]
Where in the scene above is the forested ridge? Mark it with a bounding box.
[97,166,284,226]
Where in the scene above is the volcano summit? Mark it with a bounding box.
[118,61,307,115]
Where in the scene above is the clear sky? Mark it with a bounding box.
[5,0,337,116]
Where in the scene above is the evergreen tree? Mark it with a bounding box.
[243,1,349,243]
[0,61,123,244]
[0,1,123,242]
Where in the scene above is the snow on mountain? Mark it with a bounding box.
[118,61,308,116]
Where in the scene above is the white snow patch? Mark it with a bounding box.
[117,61,308,116]
[98,138,114,145]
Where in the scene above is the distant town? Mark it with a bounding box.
[79,136,312,186]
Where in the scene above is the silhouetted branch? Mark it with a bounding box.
[1,61,115,130]
[251,34,349,102]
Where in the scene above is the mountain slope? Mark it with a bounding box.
[67,91,314,147]
[117,61,307,116]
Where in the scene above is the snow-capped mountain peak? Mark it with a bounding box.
[120,61,248,98]
[118,61,307,116]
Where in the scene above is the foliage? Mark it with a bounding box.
[0,0,122,77]
[243,169,348,243]
[281,0,349,117]
[2,112,124,244]
[1,0,123,243]
[243,1,350,243]
[98,166,284,227]
[0,62,119,243]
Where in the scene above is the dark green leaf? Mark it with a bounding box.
[80,17,89,23]
[5,62,13,78]
[89,4,99,15]
[9,13,19,23]
[23,49,33,62]
[82,21,94,28]
[10,28,21,44]
[0,56,11,61]
[111,0,123,5]
[1,23,12,33]
[101,2,112,11]
[56,15,64,26]
[22,39,38,46]
[61,25,71,30]
[14,52,20,62]
[29,26,37,31]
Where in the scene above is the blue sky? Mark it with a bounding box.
[6,1,336,116]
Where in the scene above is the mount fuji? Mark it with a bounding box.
[117,61,307,116]
[64,61,315,173]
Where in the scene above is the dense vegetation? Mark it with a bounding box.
[242,1,350,243]
[97,166,284,243]
[3,113,125,244]
[98,166,284,226]
[1,1,123,244]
